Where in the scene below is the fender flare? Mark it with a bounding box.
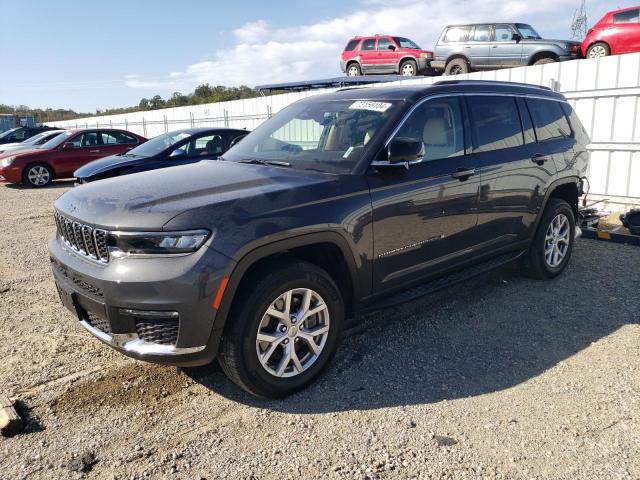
[211,231,363,336]
[531,176,580,235]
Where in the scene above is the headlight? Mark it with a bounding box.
[420,52,433,59]
[108,229,211,257]
[0,156,16,168]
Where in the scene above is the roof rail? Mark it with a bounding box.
[433,79,552,90]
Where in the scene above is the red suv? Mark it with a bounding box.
[582,6,640,58]
[340,35,433,76]
[0,128,146,187]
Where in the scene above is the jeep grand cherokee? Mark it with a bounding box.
[49,80,589,398]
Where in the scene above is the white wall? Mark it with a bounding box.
[48,53,640,205]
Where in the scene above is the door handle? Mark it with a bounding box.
[451,168,476,181]
[531,154,551,165]
[90,150,100,153]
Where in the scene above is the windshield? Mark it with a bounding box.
[392,37,421,49]
[516,24,541,39]
[222,99,399,173]
[39,131,74,149]
[0,128,20,139]
[125,130,191,157]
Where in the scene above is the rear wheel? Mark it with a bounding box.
[445,58,469,75]
[22,163,53,188]
[218,260,344,398]
[399,59,417,76]
[587,42,610,58]
[346,63,361,76]
[521,198,575,279]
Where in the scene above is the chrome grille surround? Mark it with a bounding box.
[54,210,110,263]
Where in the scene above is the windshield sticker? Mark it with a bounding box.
[349,101,392,113]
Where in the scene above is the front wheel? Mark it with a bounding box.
[399,59,417,76]
[521,198,575,279]
[23,163,53,188]
[445,58,469,75]
[533,57,556,65]
[219,260,344,398]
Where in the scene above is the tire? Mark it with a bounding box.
[521,198,575,280]
[533,57,556,65]
[346,63,361,76]
[445,58,469,76]
[218,260,344,398]
[22,163,53,188]
[399,59,417,76]
[587,42,610,59]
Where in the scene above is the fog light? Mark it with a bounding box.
[119,308,179,318]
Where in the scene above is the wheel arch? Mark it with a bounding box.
[532,177,580,236]
[528,50,560,65]
[585,40,610,54]
[445,54,470,67]
[212,232,362,342]
[345,60,361,71]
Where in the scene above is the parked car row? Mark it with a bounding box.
[0,127,248,187]
[340,7,640,77]
[48,80,590,397]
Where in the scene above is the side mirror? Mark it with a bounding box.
[512,33,522,43]
[387,44,397,51]
[169,148,186,158]
[387,138,424,164]
[61,142,75,151]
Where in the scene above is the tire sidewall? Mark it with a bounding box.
[23,163,53,188]
[445,59,468,75]
[233,267,343,397]
[400,60,417,76]
[535,200,575,278]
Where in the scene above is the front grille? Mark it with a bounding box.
[54,211,109,262]
[135,318,179,346]
[86,311,112,335]
[51,259,104,298]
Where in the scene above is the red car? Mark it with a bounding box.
[340,35,433,76]
[0,129,146,187]
[582,6,640,58]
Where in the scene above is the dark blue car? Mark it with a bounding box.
[74,127,248,183]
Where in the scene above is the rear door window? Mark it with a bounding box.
[466,96,524,152]
[526,98,571,141]
[361,39,375,50]
[471,25,491,42]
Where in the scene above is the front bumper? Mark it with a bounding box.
[430,60,445,71]
[0,166,21,183]
[48,236,234,366]
[416,57,432,74]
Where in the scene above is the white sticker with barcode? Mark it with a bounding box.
[348,100,392,113]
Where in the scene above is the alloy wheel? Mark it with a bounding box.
[27,166,50,186]
[347,66,359,76]
[255,288,330,378]
[401,64,415,76]
[588,45,607,58]
[544,213,571,268]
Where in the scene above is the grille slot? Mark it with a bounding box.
[135,318,179,346]
[86,311,112,335]
[54,211,109,263]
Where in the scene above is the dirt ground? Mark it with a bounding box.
[0,180,638,480]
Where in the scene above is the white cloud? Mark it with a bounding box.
[125,0,580,91]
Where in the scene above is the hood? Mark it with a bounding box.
[74,153,141,178]
[55,160,337,230]
[0,147,42,160]
[523,38,581,48]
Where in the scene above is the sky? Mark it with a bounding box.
[0,0,633,112]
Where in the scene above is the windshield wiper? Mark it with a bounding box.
[237,159,291,167]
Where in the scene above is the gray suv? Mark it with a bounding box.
[431,23,581,75]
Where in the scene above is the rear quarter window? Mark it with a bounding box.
[443,26,470,43]
[344,39,360,51]
[561,103,590,145]
[526,98,572,142]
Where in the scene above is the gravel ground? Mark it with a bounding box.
[0,180,639,480]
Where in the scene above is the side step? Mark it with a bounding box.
[362,250,525,313]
